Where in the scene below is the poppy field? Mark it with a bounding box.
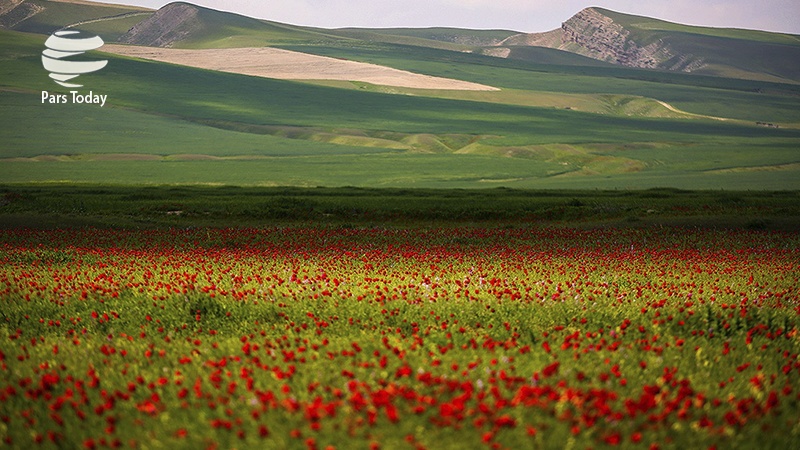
[0,226,798,449]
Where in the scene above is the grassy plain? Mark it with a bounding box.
[1,185,798,231]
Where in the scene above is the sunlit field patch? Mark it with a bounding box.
[0,227,798,449]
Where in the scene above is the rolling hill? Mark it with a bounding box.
[107,3,800,83]
[0,1,799,189]
[112,2,519,52]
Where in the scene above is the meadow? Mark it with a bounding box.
[1,224,798,449]
[2,4,799,448]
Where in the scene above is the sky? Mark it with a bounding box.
[99,0,800,34]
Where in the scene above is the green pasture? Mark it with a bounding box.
[3,151,800,190]
[0,91,396,158]
[1,185,798,230]
[278,42,800,124]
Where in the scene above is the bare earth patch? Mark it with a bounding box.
[102,44,499,91]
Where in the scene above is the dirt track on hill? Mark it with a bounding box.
[102,44,499,91]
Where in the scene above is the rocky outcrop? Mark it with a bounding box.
[118,2,201,47]
[499,7,705,72]
[559,8,674,68]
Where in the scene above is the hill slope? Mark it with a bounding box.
[0,0,150,38]
[497,7,800,83]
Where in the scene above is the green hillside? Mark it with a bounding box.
[2,27,799,189]
[503,7,800,84]
[596,8,800,46]
[0,0,150,37]
[336,27,518,45]
[278,42,800,124]
[330,27,518,51]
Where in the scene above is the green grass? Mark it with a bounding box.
[3,155,799,190]
[0,91,397,158]
[0,154,566,187]
[653,30,800,82]
[1,185,798,230]
[596,7,800,46]
[333,27,519,46]
[278,42,800,124]
[309,82,697,119]
[323,27,517,53]
[170,4,347,48]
